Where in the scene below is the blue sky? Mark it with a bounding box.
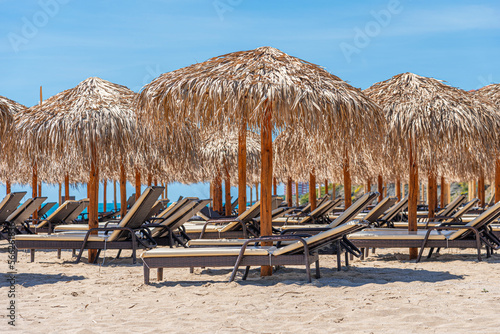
[1,0,499,204]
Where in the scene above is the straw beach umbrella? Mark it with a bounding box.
[475,84,500,201]
[0,96,26,193]
[138,46,384,275]
[198,126,260,215]
[365,73,500,259]
[13,77,138,262]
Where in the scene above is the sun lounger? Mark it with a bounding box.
[141,219,368,284]
[1,197,47,236]
[0,192,27,223]
[272,197,343,226]
[37,202,56,219]
[27,200,87,234]
[15,186,164,263]
[349,201,500,262]
[182,196,283,239]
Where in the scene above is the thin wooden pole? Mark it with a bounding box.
[273,177,277,196]
[479,173,485,207]
[87,145,99,263]
[377,175,383,203]
[366,178,370,194]
[445,182,451,205]
[256,183,259,202]
[440,176,445,209]
[209,182,213,208]
[428,172,436,218]
[332,183,336,199]
[103,179,107,212]
[496,159,500,203]
[238,121,247,215]
[164,184,168,200]
[113,181,117,212]
[135,168,141,201]
[286,177,293,207]
[147,173,152,187]
[120,161,127,218]
[32,162,38,220]
[225,162,231,216]
[214,172,222,212]
[309,171,317,211]
[249,185,253,206]
[408,141,418,259]
[58,182,62,205]
[343,150,352,208]
[295,181,299,206]
[5,180,10,195]
[64,173,70,201]
[396,178,401,201]
[260,102,273,277]
[324,179,328,198]
[383,182,387,197]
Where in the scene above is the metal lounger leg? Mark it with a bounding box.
[116,249,122,259]
[30,249,35,262]
[315,260,320,279]
[157,268,163,281]
[242,266,250,280]
[57,249,61,259]
[336,240,342,271]
[144,264,150,284]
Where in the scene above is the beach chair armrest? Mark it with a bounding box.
[280,227,329,235]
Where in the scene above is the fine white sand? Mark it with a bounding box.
[2,243,500,333]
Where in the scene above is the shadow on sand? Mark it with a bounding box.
[146,264,464,288]
[0,273,85,288]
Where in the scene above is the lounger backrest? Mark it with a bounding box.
[0,192,27,221]
[198,206,224,220]
[272,221,365,256]
[442,198,478,223]
[37,202,56,218]
[149,200,199,237]
[230,197,238,212]
[64,199,90,222]
[380,196,408,221]
[328,192,379,228]
[448,201,500,240]
[364,196,398,223]
[168,199,212,231]
[107,186,164,242]
[308,200,334,218]
[127,194,136,208]
[437,194,466,217]
[35,200,82,228]
[159,197,198,221]
[7,197,47,225]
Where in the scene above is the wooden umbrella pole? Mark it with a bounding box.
[260,102,273,277]
[383,182,387,197]
[225,162,231,216]
[164,184,168,200]
[343,149,352,208]
[440,176,445,209]
[119,161,127,218]
[135,168,141,201]
[249,185,253,206]
[408,140,419,259]
[103,179,107,212]
[209,181,213,208]
[286,177,293,207]
[237,120,247,215]
[32,162,38,220]
[64,173,70,201]
[6,180,10,195]
[428,172,436,218]
[113,181,117,212]
[396,178,401,201]
[366,178,370,194]
[496,159,500,202]
[479,172,485,207]
[295,181,299,206]
[256,183,259,202]
[88,145,99,263]
[309,171,317,211]
[324,179,328,197]
[58,182,62,205]
[377,175,383,203]
[332,183,336,199]
[273,177,277,196]
[147,173,152,187]
[215,171,222,212]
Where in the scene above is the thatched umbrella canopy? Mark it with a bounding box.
[198,126,260,214]
[0,96,26,193]
[475,84,500,201]
[138,46,384,275]
[13,77,139,262]
[365,72,500,258]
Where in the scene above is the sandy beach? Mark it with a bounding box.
[2,243,500,333]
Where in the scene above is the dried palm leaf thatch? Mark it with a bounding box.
[198,126,260,180]
[273,126,383,183]
[0,95,24,138]
[138,46,385,151]
[12,77,138,170]
[364,73,500,177]
[475,84,500,108]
